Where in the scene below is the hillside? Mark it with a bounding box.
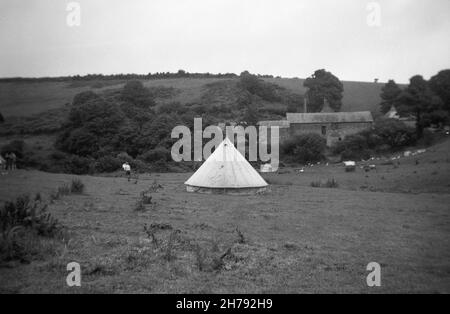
[264,78,390,113]
[0,77,387,118]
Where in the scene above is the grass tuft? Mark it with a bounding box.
[311,178,339,188]
[70,179,85,194]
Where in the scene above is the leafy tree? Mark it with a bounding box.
[157,102,188,115]
[122,80,155,108]
[281,133,326,164]
[67,98,123,131]
[60,127,100,156]
[239,71,262,95]
[1,140,25,158]
[286,94,304,113]
[112,123,141,157]
[94,156,122,173]
[243,103,259,126]
[120,103,155,130]
[429,69,450,112]
[303,69,343,112]
[239,71,280,102]
[136,114,180,153]
[373,119,417,148]
[380,80,402,114]
[57,98,124,156]
[138,147,171,163]
[397,75,443,137]
[72,91,100,107]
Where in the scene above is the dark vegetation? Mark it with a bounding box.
[0,69,449,173]
[0,70,244,83]
[281,133,326,164]
[310,178,339,188]
[380,70,450,137]
[0,72,306,174]
[380,80,402,114]
[0,179,86,263]
[330,69,450,161]
[0,196,60,262]
[331,119,419,160]
[0,107,69,136]
[303,69,343,112]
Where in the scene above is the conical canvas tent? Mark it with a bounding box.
[185,137,269,195]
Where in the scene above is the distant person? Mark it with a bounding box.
[10,152,17,170]
[122,162,131,181]
[4,152,11,170]
[0,155,5,171]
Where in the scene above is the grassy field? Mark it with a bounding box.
[0,139,449,293]
[0,77,387,118]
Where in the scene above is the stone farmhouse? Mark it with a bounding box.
[258,111,374,147]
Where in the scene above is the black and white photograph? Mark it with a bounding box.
[0,0,449,297]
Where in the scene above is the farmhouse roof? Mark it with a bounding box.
[286,111,374,124]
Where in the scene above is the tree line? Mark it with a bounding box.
[0,70,279,83]
[380,69,450,137]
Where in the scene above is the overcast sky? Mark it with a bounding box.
[0,0,449,83]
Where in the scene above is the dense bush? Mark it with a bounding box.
[0,108,68,136]
[373,119,417,148]
[0,194,65,262]
[311,178,339,188]
[139,147,171,163]
[94,155,122,173]
[239,71,281,102]
[72,90,100,107]
[121,80,156,108]
[0,194,63,238]
[70,179,85,194]
[158,102,188,115]
[1,139,25,159]
[281,133,326,164]
[332,133,372,160]
[285,94,304,113]
[150,159,170,172]
[57,98,124,156]
[116,152,133,163]
[130,159,149,173]
[332,119,418,160]
[120,104,155,128]
[63,155,94,175]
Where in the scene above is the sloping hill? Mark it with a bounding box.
[0,77,390,118]
[265,77,390,113]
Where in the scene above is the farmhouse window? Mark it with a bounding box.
[321,125,327,135]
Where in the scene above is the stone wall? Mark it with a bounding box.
[289,122,373,146]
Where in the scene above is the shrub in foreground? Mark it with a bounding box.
[310,178,338,188]
[0,194,63,238]
[281,133,326,164]
[70,179,85,194]
[0,194,64,262]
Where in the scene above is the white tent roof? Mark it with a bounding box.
[185,137,268,189]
